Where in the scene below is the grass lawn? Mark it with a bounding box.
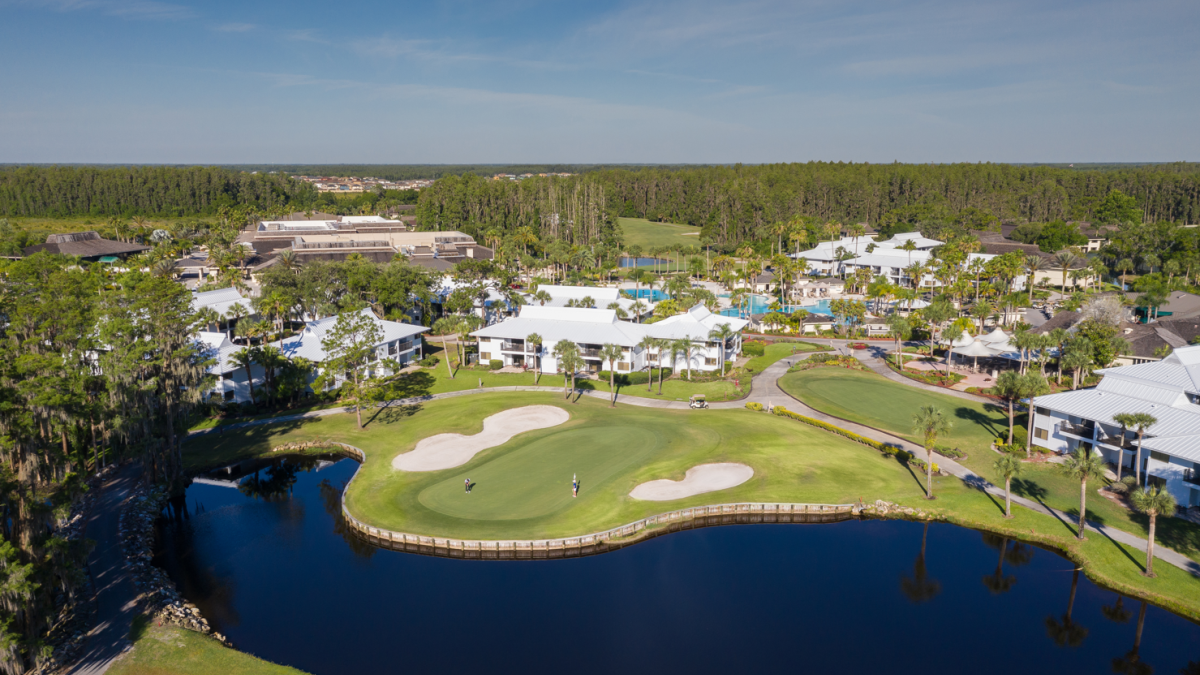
[744,341,826,373]
[619,217,702,251]
[779,366,1200,564]
[183,393,927,540]
[107,617,304,675]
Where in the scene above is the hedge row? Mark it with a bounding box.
[770,406,913,462]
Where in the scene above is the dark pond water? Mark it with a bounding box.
[154,456,1200,675]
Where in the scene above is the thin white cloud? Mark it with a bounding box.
[213,22,254,33]
[350,35,572,71]
[7,0,195,20]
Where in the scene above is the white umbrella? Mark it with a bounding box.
[950,330,975,348]
[980,327,1011,344]
[953,339,996,371]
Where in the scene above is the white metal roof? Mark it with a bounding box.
[472,304,748,347]
[276,309,428,362]
[197,331,242,375]
[192,287,252,319]
[1034,344,1200,462]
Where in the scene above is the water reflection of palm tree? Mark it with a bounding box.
[900,522,942,604]
[1045,568,1088,648]
[1102,595,1133,625]
[238,460,303,501]
[981,534,1017,595]
[1110,601,1153,675]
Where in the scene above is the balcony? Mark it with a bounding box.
[1095,433,1136,451]
[1184,469,1200,487]
[499,341,525,352]
[1057,421,1095,438]
[579,348,602,359]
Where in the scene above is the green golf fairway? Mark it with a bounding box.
[778,367,1009,453]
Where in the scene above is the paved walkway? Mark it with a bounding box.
[65,465,142,675]
[770,353,1200,578]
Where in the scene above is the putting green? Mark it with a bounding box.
[419,425,674,520]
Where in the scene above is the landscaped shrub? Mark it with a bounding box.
[599,369,668,386]
[489,359,503,370]
[848,343,869,350]
[745,402,764,411]
[418,356,439,368]
[772,406,911,462]
[934,445,966,460]
[742,341,766,357]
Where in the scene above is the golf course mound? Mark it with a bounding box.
[392,405,570,472]
[630,463,754,501]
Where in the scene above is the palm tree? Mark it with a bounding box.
[994,453,1023,518]
[886,314,912,371]
[638,335,658,392]
[654,338,669,395]
[667,338,688,380]
[900,239,918,276]
[1045,568,1089,648]
[1125,413,1157,485]
[1048,327,1069,384]
[552,340,581,400]
[911,405,952,498]
[1109,413,1136,482]
[277,248,299,271]
[600,343,624,406]
[1024,254,1046,303]
[707,324,737,375]
[526,333,543,384]
[1022,373,1050,445]
[1061,447,1107,540]
[630,300,647,322]
[993,371,1024,445]
[680,339,699,380]
[430,317,461,378]
[1054,248,1082,293]
[1129,486,1176,577]
[230,347,259,404]
[1116,258,1135,290]
[532,289,552,306]
[606,302,629,320]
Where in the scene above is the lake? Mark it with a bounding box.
[154,455,1200,675]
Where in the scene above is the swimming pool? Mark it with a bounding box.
[718,294,831,317]
[623,289,670,302]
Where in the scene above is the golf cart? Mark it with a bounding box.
[689,394,709,409]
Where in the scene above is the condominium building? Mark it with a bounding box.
[472,304,747,374]
[1029,345,1200,508]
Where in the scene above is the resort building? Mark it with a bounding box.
[191,287,255,331]
[1029,345,1200,508]
[472,304,747,375]
[277,308,429,389]
[788,236,878,275]
[23,231,149,262]
[197,331,265,404]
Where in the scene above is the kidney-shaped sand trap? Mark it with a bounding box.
[629,463,754,501]
[392,405,570,472]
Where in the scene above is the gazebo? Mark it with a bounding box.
[953,339,998,372]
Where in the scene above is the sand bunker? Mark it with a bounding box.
[392,405,569,472]
[629,463,754,501]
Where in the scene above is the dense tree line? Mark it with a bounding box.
[219,164,678,181]
[0,166,316,218]
[415,163,1200,248]
[0,255,210,672]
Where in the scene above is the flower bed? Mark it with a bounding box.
[848,343,869,350]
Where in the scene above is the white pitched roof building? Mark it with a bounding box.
[1030,345,1200,507]
[522,285,650,317]
[473,304,748,374]
[192,287,253,320]
[278,308,428,364]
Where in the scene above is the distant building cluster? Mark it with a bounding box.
[491,173,573,181]
[294,175,436,193]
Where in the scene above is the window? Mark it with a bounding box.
[647,354,658,363]
[1036,407,1050,416]
[705,358,717,366]
[617,362,630,371]
[1150,451,1170,463]
[223,391,235,402]
[1034,428,1048,440]
[480,352,491,362]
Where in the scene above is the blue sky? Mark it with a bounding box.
[1,0,1197,163]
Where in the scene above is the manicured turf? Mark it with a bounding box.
[779,366,1200,564]
[108,618,303,675]
[183,393,927,539]
[778,366,1010,453]
[744,341,826,373]
[619,217,702,251]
